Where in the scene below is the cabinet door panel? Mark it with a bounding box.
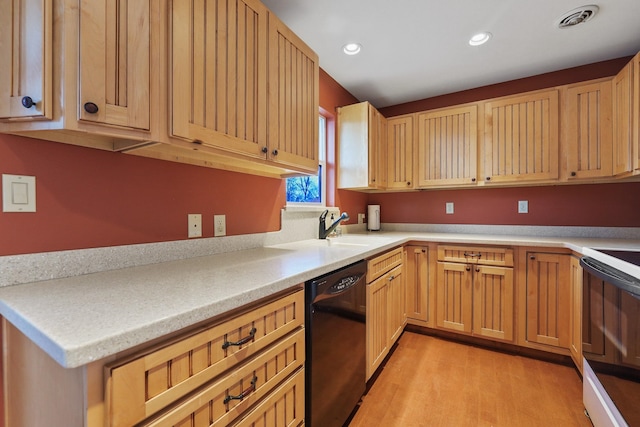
[0,0,51,119]
[613,62,633,175]
[172,0,268,158]
[473,265,513,341]
[79,0,150,129]
[565,81,613,179]
[484,90,559,183]
[569,256,583,372]
[417,105,477,187]
[436,262,472,333]
[405,246,431,323]
[366,275,388,380]
[387,265,406,344]
[387,115,414,189]
[525,252,570,348]
[268,15,319,172]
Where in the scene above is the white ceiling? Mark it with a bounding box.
[261,0,640,108]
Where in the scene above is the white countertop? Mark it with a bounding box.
[1,231,639,368]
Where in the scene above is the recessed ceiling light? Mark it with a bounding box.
[469,32,492,46]
[343,43,362,55]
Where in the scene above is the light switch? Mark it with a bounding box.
[2,174,36,212]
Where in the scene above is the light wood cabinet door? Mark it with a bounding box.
[634,52,640,171]
[386,114,414,189]
[79,0,150,130]
[267,13,319,173]
[613,60,634,175]
[337,101,387,190]
[483,89,559,183]
[416,105,478,187]
[404,245,433,324]
[171,0,269,158]
[0,0,52,120]
[387,265,406,345]
[569,256,583,372]
[472,265,514,341]
[436,261,473,334]
[523,252,570,349]
[366,273,388,380]
[564,80,613,180]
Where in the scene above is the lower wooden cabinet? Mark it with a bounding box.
[366,247,405,380]
[436,245,515,342]
[518,250,571,352]
[569,255,583,372]
[404,244,436,326]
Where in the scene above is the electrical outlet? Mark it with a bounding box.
[445,202,454,214]
[358,213,365,224]
[214,215,226,237]
[188,214,202,238]
[518,200,529,214]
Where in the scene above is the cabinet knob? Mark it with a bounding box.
[471,178,476,182]
[272,149,278,156]
[388,275,395,281]
[466,266,471,271]
[570,171,577,177]
[21,96,36,109]
[83,102,99,114]
[261,147,268,154]
[406,181,411,186]
[486,177,492,181]
[530,255,536,260]
[476,267,480,272]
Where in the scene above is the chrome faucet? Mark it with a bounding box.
[319,210,350,239]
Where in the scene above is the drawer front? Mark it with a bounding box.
[437,245,513,267]
[367,247,403,282]
[107,289,304,427]
[232,367,305,427]
[143,329,305,427]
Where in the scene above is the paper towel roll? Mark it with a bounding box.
[368,205,380,231]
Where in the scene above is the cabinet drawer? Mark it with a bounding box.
[232,367,305,427]
[143,329,305,427]
[106,289,304,427]
[367,247,403,282]
[437,245,513,267]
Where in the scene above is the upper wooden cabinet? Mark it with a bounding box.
[483,89,560,184]
[416,105,478,187]
[171,0,318,174]
[613,59,634,176]
[0,0,52,120]
[387,114,414,189]
[337,101,387,190]
[79,0,150,130]
[563,79,613,180]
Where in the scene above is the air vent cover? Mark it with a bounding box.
[557,5,599,28]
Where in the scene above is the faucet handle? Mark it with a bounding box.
[319,209,329,221]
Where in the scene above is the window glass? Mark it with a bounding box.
[286,115,326,205]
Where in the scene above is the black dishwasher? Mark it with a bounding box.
[305,260,367,427]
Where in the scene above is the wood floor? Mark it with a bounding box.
[349,332,592,427]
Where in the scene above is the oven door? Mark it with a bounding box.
[581,256,640,427]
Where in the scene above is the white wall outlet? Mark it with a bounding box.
[518,200,529,214]
[358,213,365,224]
[214,214,226,237]
[445,202,454,214]
[2,174,36,212]
[188,214,202,238]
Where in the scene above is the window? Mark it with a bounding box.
[286,114,327,205]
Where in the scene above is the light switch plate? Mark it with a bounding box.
[518,200,529,214]
[445,202,454,214]
[2,174,36,212]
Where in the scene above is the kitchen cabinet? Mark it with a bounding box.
[563,79,613,180]
[518,250,570,352]
[483,89,560,184]
[337,101,387,190]
[386,114,414,189]
[634,52,640,172]
[0,0,156,148]
[2,288,305,427]
[612,57,634,176]
[366,247,405,380]
[416,105,478,187]
[404,244,436,327]
[171,0,318,174]
[569,255,583,372]
[436,245,514,342]
[0,0,52,120]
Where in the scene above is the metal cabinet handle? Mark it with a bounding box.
[388,275,395,281]
[222,327,257,349]
[471,178,476,182]
[530,255,536,260]
[224,377,257,404]
[463,252,482,258]
[21,96,36,109]
[570,171,577,177]
[83,102,99,114]
[465,265,471,271]
[486,177,491,181]
[476,267,480,272]
[272,149,278,156]
[406,181,411,186]
[261,147,268,153]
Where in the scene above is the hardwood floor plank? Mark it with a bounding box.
[349,332,590,427]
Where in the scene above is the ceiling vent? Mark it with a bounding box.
[557,5,599,28]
